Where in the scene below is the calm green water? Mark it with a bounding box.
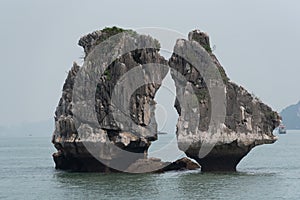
[1,131,300,200]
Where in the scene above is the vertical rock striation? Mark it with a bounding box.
[52,27,168,172]
[52,27,280,172]
[169,30,280,171]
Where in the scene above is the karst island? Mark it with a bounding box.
[52,27,280,173]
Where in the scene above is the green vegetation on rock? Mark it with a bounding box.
[95,26,138,44]
[104,69,111,81]
[202,44,212,53]
[217,66,229,83]
[97,26,160,49]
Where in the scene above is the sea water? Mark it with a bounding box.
[0,131,300,199]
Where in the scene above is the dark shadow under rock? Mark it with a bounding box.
[125,157,200,173]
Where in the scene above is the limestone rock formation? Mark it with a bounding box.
[126,157,200,173]
[52,27,168,172]
[52,27,280,172]
[169,30,280,171]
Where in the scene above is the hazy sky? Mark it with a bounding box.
[0,0,300,126]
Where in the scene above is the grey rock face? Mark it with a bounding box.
[125,157,200,173]
[169,30,280,171]
[52,27,280,172]
[52,27,168,172]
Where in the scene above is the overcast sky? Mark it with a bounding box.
[0,0,299,126]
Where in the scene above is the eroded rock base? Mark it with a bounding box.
[186,141,252,172]
[53,152,200,173]
[53,153,117,172]
[193,155,245,172]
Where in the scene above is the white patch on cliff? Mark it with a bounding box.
[240,106,245,120]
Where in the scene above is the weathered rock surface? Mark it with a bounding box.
[163,157,200,171]
[52,27,168,172]
[169,30,280,171]
[126,157,200,173]
[52,27,280,173]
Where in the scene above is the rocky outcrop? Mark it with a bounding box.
[52,27,280,173]
[162,157,200,171]
[125,157,200,173]
[52,27,168,172]
[169,30,280,171]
